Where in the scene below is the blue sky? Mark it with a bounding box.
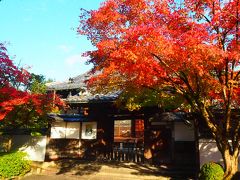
[0,0,104,81]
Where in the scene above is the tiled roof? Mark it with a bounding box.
[46,71,91,90]
[46,71,119,103]
[65,92,120,103]
[150,112,189,122]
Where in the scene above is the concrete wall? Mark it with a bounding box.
[0,135,47,162]
[199,139,240,170]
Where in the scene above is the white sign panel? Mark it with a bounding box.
[81,122,97,139]
[66,122,80,139]
[51,122,66,139]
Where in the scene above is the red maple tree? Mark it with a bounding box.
[79,0,240,178]
[0,43,62,124]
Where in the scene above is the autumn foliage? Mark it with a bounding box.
[79,0,240,178]
[0,43,62,124]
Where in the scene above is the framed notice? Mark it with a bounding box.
[66,122,80,139]
[50,122,66,139]
[50,122,81,139]
[81,122,97,139]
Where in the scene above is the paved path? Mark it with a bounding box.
[23,173,168,180]
[23,160,193,180]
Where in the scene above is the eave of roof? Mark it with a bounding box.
[64,92,120,103]
[48,113,88,122]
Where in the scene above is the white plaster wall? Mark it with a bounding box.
[11,135,47,162]
[199,139,240,170]
[174,122,195,141]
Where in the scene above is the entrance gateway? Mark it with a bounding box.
[46,111,196,168]
[46,72,197,168]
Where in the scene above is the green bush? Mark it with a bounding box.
[0,151,31,178]
[199,162,224,180]
[30,131,42,136]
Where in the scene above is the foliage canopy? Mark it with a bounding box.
[0,43,63,129]
[78,0,240,178]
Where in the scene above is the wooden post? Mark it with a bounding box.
[7,138,12,152]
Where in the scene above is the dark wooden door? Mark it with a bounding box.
[150,126,172,164]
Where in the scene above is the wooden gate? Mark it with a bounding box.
[102,142,144,163]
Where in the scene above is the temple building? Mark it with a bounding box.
[46,72,197,174]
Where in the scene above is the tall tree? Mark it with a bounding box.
[26,73,47,94]
[78,0,240,178]
[0,44,30,89]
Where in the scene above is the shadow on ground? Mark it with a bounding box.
[51,159,196,179]
[55,159,102,176]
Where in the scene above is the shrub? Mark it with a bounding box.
[199,162,224,180]
[0,151,31,178]
[30,131,42,136]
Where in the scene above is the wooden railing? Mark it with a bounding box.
[96,142,145,163]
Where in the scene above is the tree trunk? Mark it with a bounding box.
[223,150,239,179]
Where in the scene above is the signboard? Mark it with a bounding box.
[51,122,66,139]
[81,122,97,139]
[51,122,80,139]
[66,122,80,139]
